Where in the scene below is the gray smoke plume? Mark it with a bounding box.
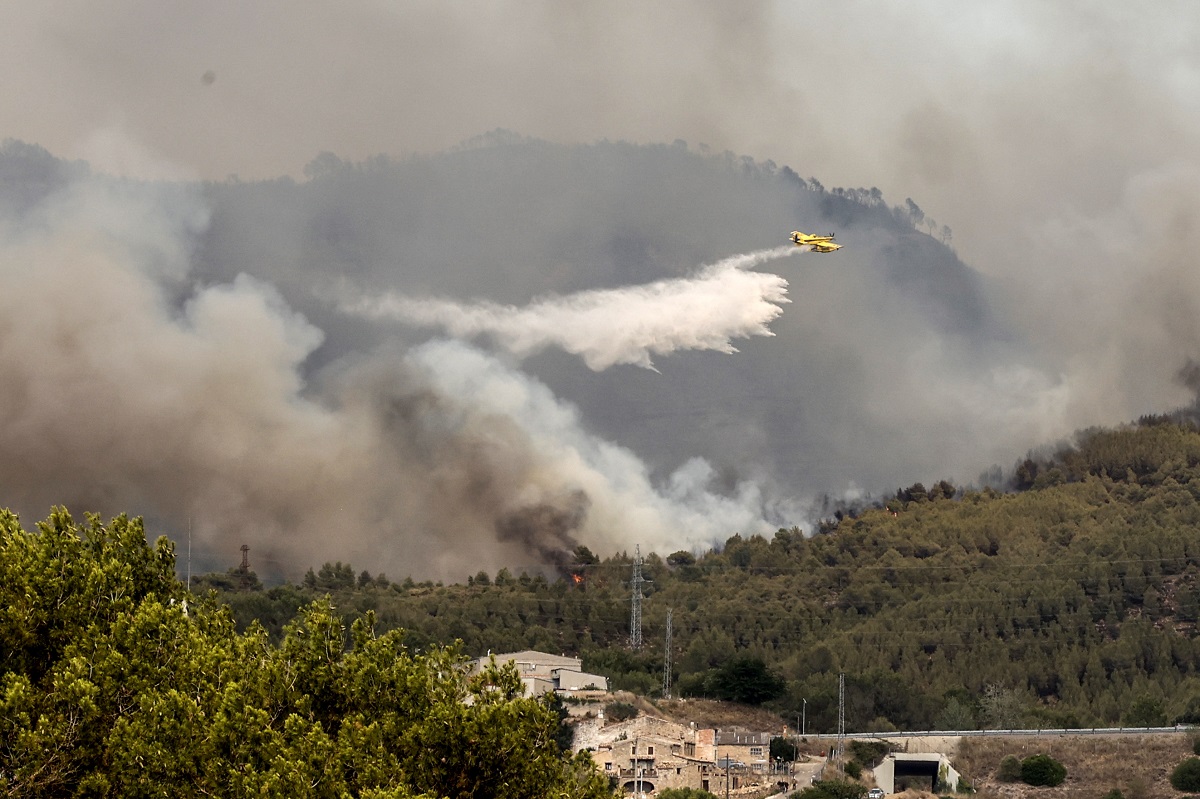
[3,3,1200,576]
[0,159,798,578]
[0,135,1115,579]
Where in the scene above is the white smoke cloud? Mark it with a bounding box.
[346,247,796,370]
[409,339,799,556]
[0,170,801,579]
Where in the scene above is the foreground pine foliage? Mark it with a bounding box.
[0,508,613,798]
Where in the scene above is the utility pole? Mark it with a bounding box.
[714,731,720,799]
[635,736,641,798]
[663,608,673,698]
[795,711,801,764]
[186,517,192,592]
[714,728,730,799]
[240,544,250,571]
[836,673,846,776]
[802,697,807,737]
[630,545,644,649]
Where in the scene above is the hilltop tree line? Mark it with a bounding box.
[191,419,1200,734]
[0,509,613,798]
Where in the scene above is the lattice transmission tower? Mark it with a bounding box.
[663,608,673,698]
[630,545,644,649]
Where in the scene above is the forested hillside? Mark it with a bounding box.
[198,418,1200,733]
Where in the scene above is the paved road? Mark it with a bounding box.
[765,729,1195,797]
[764,757,826,797]
[807,725,1192,740]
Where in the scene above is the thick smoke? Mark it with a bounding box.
[4,4,1200,575]
[3,2,1196,441]
[346,248,794,370]
[0,169,792,578]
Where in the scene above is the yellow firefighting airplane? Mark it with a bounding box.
[789,230,842,253]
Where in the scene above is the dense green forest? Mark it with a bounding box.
[196,417,1200,734]
[0,509,612,798]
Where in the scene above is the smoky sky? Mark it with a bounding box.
[2,4,1200,577]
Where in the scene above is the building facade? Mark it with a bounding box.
[472,650,609,695]
[579,716,719,795]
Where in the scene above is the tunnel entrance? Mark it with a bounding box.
[875,752,959,795]
[893,759,940,793]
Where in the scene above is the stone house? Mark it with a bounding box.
[575,716,725,795]
[715,729,778,775]
[472,649,608,696]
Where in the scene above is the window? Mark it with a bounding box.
[647,746,655,756]
[750,747,763,756]
[605,763,612,771]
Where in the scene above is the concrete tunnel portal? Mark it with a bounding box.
[873,753,960,795]
[892,758,939,791]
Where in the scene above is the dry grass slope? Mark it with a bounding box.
[652,697,789,734]
[956,734,1195,799]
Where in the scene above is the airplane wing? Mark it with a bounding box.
[790,231,835,245]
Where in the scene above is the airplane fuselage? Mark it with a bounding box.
[789,230,841,252]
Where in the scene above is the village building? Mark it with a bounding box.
[715,729,776,775]
[471,650,608,696]
[575,716,717,794]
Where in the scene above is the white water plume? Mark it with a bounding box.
[346,246,798,370]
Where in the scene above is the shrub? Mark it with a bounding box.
[844,760,863,779]
[1123,694,1167,727]
[934,764,951,793]
[996,755,1022,782]
[1193,737,1200,756]
[1102,790,1124,799]
[849,740,894,769]
[798,781,868,799]
[604,701,638,722]
[1170,758,1200,792]
[771,736,799,762]
[657,790,720,799]
[1020,753,1066,787]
